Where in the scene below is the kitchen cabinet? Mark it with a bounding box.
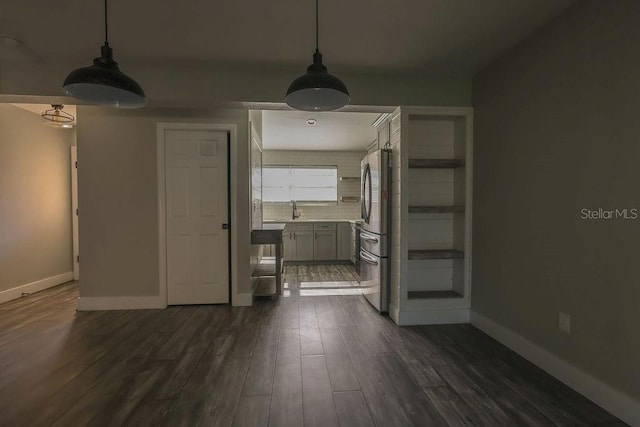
[283,224,314,261]
[337,223,351,260]
[279,221,353,262]
[377,118,390,148]
[294,230,314,261]
[283,231,295,260]
[313,223,336,260]
[314,231,336,260]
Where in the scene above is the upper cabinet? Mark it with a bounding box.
[387,106,473,326]
[377,118,390,148]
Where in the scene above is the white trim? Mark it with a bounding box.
[77,296,166,311]
[0,272,74,305]
[235,292,254,307]
[471,311,640,426]
[157,122,239,307]
[71,146,79,281]
[394,308,469,326]
[389,302,400,324]
[157,126,167,308]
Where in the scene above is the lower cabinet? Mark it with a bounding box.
[337,223,351,260]
[282,222,350,262]
[294,230,314,261]
[283,224,314,261]
[283,231,296,260]
[314,230,337,260]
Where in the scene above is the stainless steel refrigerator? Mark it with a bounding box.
[360,149,391,313]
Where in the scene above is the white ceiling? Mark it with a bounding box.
[0,0,578,76]
[262,110,378,151]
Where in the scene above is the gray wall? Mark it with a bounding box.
[77,107,250,298]
[0,104,74,293]
[472,0,640,401]
[1,64,471,108]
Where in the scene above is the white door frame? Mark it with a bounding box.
[71,146,79,281]
[157,122,238,307]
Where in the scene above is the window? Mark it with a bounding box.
[263,166,338,203]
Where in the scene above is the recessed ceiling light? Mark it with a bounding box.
[0,36,23,49]
[307,118,317,125]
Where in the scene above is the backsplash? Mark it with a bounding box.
[262,150,365,220]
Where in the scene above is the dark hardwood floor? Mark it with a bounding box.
[0,265,624,426]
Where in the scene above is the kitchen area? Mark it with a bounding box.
[249,110,387,306]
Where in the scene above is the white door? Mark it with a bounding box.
[165,130,229,304]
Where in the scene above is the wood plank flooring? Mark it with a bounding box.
[0,265,625,426]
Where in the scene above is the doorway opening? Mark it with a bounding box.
[249,107,397,303]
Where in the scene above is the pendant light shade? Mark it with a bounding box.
[286,50,349,111]
[285,0,349,111]
[62,0,147,108]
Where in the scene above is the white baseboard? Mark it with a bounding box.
[471,311,640,426]
[389,302,400,324]
[395,308,470,326]
[0,272,74,305]
[77,296,166,311]
[234,292,253,307]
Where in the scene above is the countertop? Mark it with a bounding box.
[260,223,286,230]
[263,219,362,224]
[251,224,285,244]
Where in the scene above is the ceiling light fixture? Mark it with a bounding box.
[306,118,317,125]
[62,0,147,108]
[285,0,349,112]
[41,104,75,129]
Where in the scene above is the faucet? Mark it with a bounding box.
[292,200,300,220]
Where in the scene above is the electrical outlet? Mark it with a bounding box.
[558,312,571,334]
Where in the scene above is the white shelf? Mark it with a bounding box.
[390,106,473,325]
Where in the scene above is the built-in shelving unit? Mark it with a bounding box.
[408,249,464,260]
[408,206,464,214]
[387,106,473,326]
[408,290,463,299]
[408,159,465,169]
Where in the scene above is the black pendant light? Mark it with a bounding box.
[285,0,349,111]
[62,0,147,108]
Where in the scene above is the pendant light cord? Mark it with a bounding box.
[104,0,109,44]
[315,0,319,52]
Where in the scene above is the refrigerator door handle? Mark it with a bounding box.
[360,231,379,243]
[361,163,372,223]
[360,250,379,265]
